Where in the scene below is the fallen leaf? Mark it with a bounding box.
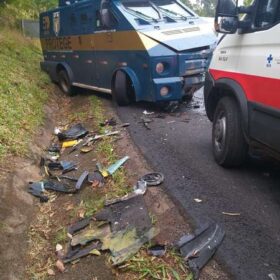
[47,268,55,276]
[56,260,65,273]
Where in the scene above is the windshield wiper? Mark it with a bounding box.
[125,6,159,22]
[158,6,188,20]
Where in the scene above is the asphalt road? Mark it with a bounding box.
[115,89,280,280]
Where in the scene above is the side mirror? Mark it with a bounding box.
[215,0,238,34]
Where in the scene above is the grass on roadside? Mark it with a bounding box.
[0,28,51,160]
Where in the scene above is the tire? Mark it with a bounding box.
[58,70,74,96]
[112,71,134,106]
[212,96,248,167]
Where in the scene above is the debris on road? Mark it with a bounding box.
[28,181,48,202]
[222,212,241,216]
[147,244,166,257]
[143,110,154,115]
[140,172,164,186]
[100,117,117,127]
[268,273,278,280]
[120,122,130,128]
[48,160,77,174]
[75,171,89,190]
[88,171,105,188]
[133,180,147,195]
[178,223,225,279]
[61,195,157,266]
[107,156,129,175]
[140,116,152,130]
[62,140,80,148]
[194,198,202,203]
[57,123,88,141]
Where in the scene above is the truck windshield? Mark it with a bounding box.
[154,0,192,20]
[122,0,161,21]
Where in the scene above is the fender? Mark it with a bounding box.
[204,73,249,136]
[56,62,74,84]
[112,67,141,101]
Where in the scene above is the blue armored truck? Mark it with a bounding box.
[40,0,216,105]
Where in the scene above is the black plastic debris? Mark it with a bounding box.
[63,241,101,263]
[120,123,130,128]
[178,223,225,280]
[147,244,166,257]
[100,117,117,127]
[68,216,93,235]
[88,171,104,187]
[59,175,78,182]
[47,161,77,174]
[44,180,76,193]
[28,182,48,202]
[140,172,164,186]
[75,171,89,190]
[48,143,61,153]
[57,123,88,141]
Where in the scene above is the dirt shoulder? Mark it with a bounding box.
[0,89,230,280]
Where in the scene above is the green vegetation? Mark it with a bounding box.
[0,0,57,25]
[0,0,58,161]
[0,29,50,159]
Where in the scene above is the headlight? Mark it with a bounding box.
[160,86,169,96]
[156,62,164,74]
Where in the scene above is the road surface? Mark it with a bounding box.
[115,90,280,280]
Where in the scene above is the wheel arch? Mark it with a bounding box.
[56,62,74,85]
[111,67,141,101]
[205,78,249,137]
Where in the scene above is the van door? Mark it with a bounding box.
[238,0,280,151]
[70,3,97,86]
[94,0,118,90]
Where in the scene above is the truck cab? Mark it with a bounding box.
[204,0,280,166]
[40,0,216,105]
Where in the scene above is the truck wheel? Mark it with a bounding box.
[212,96,248,167]
[58,70,74,96]
[112,71,134,106]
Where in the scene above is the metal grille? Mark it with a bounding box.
[21,19,39,38]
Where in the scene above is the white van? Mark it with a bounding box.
[204,0,280,167]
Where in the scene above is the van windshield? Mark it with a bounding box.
[122,0,193,22]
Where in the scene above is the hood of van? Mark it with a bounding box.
[140,23,217,52]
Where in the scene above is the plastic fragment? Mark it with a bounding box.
[133,180,147,195]
[28,182,48,202]
[62,140,79,148]
[88,171,104,187]
[178,223,225,280]
[143,110,154,115]
[107,156,129,175]
[96,162,109,178]
[194,198,202,203]
[268,273,278,280]
[147,244,166,257]
[75,171,89,190]
[222,212,241,216]
[58,123,88,141]
[80,146,93,153]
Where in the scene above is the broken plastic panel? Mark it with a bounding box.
[107,156,129,175]
[58,123,88,141]
[147,244,166,257]
[75,171,89,190]
[178,223,225,280]
[28,182,48,202]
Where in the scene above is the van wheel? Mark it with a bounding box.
[212,96,248,167]
[112,71,134,106]
[58,70,74,96]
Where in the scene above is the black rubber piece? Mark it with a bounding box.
[212,96,248,167]
[58,70,75,96]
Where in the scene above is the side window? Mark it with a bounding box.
[97,0,118,29]
[254,0,280,28]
